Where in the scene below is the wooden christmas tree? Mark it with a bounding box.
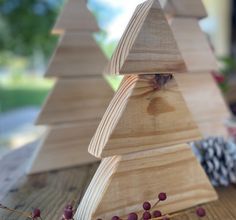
[27,0,113,174]
[162,0,231,137]
[76,1,217,219]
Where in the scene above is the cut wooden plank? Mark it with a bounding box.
[46,33,107,78]
[27,121,100,174]
[104,0,186,75]
[76,144,217,220]
[36,77,113,125]
[161,0,207,19]
[89,74,202,158]
[170,18,218,73]
[52,0,99,34]
[175,72,231,138]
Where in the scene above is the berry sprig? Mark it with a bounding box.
[97,192,207,220]
[0,204,42,219]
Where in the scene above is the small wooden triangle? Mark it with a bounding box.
[52,0,99,34]
[170,18,218,73]
[76,144,217,220]
[45,33,107,78]
[36,77,114,125]
[89,74,202,158]
[161,0,207,19]
[104,0,186,75]
[27,122,99,174]
[175,72,231,138]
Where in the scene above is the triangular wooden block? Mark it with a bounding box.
[46,33,107,78]
[175,72,231,138]
[89,74,202,158]
[170,18,218,73]
[161,0,207,19]
[52,0,99,35]
[36,77,113,125]
[28,121,100,174]
[104,0,186,75]
[76,144,217,220]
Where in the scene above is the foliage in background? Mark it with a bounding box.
[0,0,62,60]
[220,56,236,76]
[217,56,236,93]
[0,0,121,112]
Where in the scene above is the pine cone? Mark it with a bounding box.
[191,137,236,186]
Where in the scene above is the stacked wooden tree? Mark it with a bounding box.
[76,1,217,219]
[27,0,113,174]
[162,0,231,138]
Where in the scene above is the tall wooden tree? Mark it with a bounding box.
[76,1,217,219]
[27,0,113,174]
[162,0,231,137]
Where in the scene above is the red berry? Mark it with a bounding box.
[64,208,73,219]
[158,192,167,201]
[196,207,206,217]
[111,216,119,220]
[153,210,162,217]
[128,212,138,220]
[32,208,41,218]
[143,211,151,220]
[143,202,151,211]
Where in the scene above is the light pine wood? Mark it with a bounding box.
[76,144,217,220]
[28,121,101,174]
[104,0,186,75]
[3,143,236,220]
[45,33,107,78]
[170,18,218,73]
[52,0,99,34]
[36,77,113,125]
[89,75,202,158]
[161,0,207,19]
[175,73,231,137]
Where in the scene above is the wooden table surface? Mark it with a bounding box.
[0,142,236,220]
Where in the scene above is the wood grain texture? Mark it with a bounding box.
[0,144,99,220]
[46,33,107,78]
[89,75,202,158]
[104,0,186,75]
[1,144,236,220]
[175,73,231,138]
[28,121,101,174]
[36,77,113,125]
[161,0,207,19]
[170,18,218,73]
[76,144,217,220]
[52,0,99,34]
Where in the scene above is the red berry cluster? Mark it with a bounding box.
[96,192,206,220]
[0,193,207,220]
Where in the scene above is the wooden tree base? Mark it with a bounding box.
[76,144,217,220]
[27,121,101,174]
